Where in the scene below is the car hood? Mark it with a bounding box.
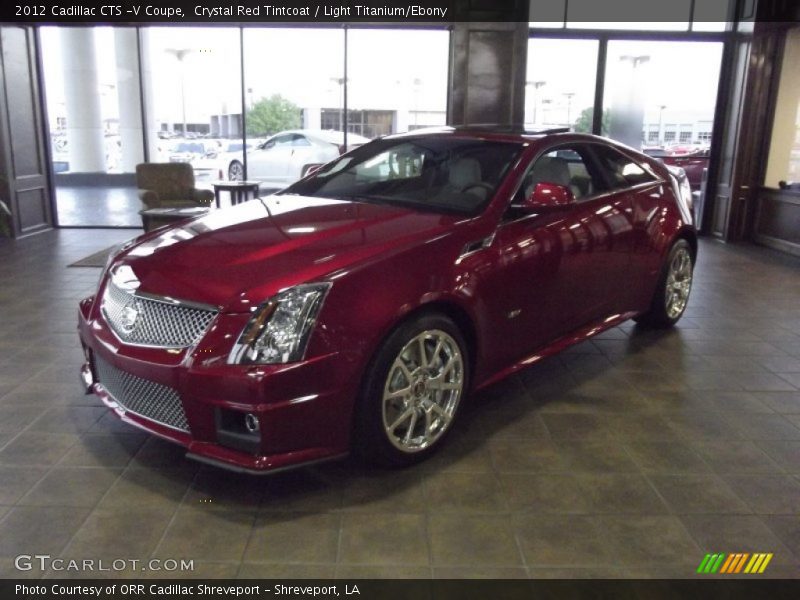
[111,196,458,313]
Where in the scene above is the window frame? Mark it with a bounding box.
[586,142,661,190]
[505,142,612,219]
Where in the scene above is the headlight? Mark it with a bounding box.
[228,283,331,365]
[98,239,134,286]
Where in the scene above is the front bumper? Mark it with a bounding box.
[78,297,357,474]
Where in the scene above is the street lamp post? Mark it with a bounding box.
[412,78,422,128]
[330,77,345,131]
[620,54,651,68]
[658,104,667,145]
[563,92,575,127]
[526,80,546,126]
[541,98,552,125]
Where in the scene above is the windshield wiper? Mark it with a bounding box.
[334,194,397,206]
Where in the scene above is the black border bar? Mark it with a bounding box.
[5,579,800,600]
[2,0,799,25]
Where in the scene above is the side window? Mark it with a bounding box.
[516,145,602,203]
[591,145,656,189]
[272,135,294,148]
[291,134,312,147]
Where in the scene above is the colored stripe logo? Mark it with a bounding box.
[696,553,773,574]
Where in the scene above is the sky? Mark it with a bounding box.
[41,25,723,142]
[41,27,450,127]
[525,37,724,127]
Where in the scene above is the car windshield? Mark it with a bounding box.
[281,136,523,215]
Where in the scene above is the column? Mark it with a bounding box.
[60,28,105,172]
[139,28,161,161]
[114,28,144,172]
[448,21,529,126]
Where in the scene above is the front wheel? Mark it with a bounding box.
[635,238,694,328]
[355,314,468,467]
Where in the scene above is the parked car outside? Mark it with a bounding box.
[168,140,219,164]
[78,127,696,474]
[227,129,371,187]
[644,145,710,190]
[191,140,258,186]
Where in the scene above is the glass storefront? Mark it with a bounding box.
[524,38,599,130]
[347,29,449,136]
[525,28,724,193]
[38,26,450,226]
[602,40,723,152]
[41,27,145,226]
[39,21,729,227]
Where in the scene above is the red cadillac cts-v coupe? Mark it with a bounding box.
[78,127,696,474]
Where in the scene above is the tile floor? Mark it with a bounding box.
[0,230,799,579]
[54,186,142,228]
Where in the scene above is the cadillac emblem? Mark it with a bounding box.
[119,299,140,334]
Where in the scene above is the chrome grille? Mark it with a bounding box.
[94,354,189,432]
[101,281,217,348]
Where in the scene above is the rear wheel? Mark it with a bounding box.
[355,314,468,467]
[636,238,694,328]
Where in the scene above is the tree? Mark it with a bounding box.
[246,94,301,137]
[573,107,610,134]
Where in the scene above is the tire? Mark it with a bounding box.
[635,238,694,328]
[354,313,469,467]
[228,160,244,181]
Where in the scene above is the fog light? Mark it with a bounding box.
[215,408,261,454]
[244,413,260,433]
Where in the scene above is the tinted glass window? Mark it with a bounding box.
[283,137,523,215]
[592,145,656,188]
[518,146,601,202]
[273,135,294,147]
[291,135,312,147]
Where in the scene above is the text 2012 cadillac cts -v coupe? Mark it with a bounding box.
[78,127,696,473]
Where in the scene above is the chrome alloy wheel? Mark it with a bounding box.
[381,329,464,453]
[665,246,693,320]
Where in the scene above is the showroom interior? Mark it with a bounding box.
[0,0,800,581]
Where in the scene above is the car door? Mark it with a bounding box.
[587,143,665,311]
[247,134,295,185]
[486,143,635,367]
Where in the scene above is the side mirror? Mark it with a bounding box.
[520,182,575,211]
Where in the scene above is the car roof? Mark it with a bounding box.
[385,125,573,144]
[272,130,372,144]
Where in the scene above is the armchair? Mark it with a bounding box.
[135,162,214,210]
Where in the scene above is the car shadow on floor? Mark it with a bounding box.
[98,322,688,522]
